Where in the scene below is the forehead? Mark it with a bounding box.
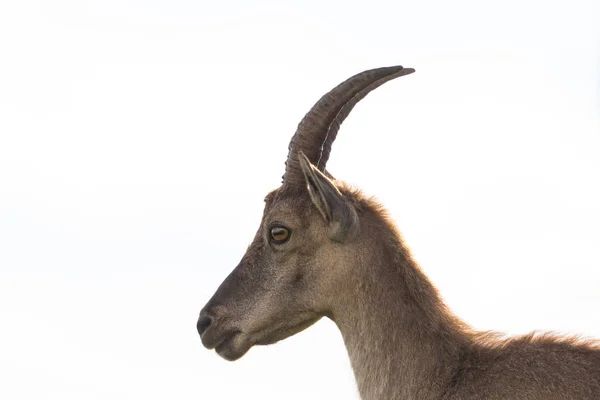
[263,188,311,226]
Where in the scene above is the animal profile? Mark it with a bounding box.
[198,66,600,399]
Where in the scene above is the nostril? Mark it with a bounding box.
[197,315,212,337]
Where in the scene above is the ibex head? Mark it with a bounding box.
[198,66,415,361]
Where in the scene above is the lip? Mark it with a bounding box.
[214,331,250,361]
[200,325,241,351]
[214,331,240,352]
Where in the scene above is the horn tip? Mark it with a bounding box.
[394,66,415,76]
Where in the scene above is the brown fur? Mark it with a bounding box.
[199,180,600,399]
[334,185,600,399]
[198,67,600,399]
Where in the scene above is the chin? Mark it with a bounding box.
[214,333,252,361]
[212,317,322,361]
[256,317,322,347]
[216,344,251,361]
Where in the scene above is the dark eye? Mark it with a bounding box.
[270,225,291,244]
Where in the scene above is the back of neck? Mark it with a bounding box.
[331,211,469,400]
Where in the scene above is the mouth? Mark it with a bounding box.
[201,328,250,361]
[214,332,251,361]
[199,315,321,361]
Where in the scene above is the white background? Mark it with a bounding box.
[1,1,599,399]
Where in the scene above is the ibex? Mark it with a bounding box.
[197,66,600,399]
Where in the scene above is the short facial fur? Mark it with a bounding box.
[198,157,360,361]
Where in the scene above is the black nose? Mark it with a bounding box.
[197,314,212,337]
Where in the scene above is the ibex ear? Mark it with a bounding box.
[298,152,358,243]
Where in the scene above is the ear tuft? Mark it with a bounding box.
[298,152,358,242]
[299,152,332,222]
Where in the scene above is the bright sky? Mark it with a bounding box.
[0,1,599,399]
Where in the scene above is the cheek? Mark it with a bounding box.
[287,252,313,280]
[288,259,326,300]
[293,271,304,284]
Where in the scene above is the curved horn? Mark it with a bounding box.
[283,66,415,185]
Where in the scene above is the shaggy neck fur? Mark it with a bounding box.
[330,198,469,400]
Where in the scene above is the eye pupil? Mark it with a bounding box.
[270,226,290,243]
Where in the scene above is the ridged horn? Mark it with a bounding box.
[283,66,415,185]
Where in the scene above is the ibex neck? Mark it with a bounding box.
[331,224,468,400]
